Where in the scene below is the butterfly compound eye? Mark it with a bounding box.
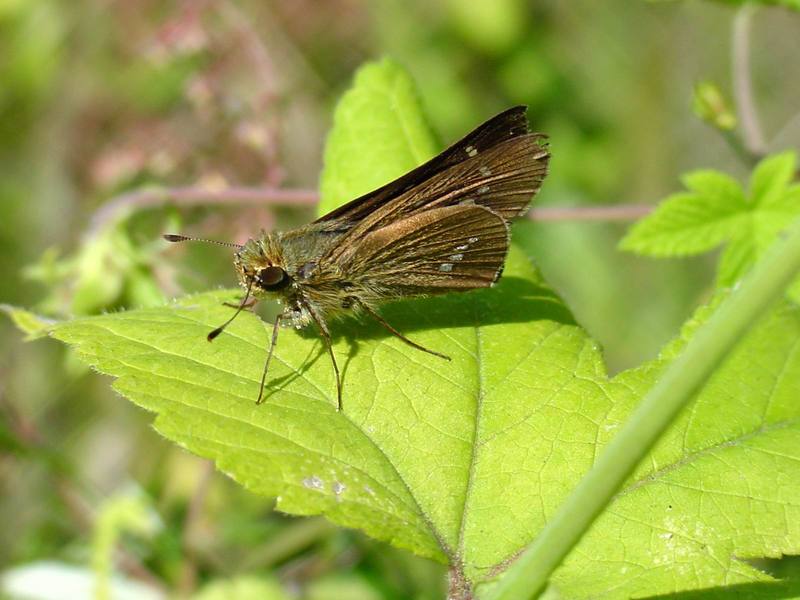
[256,266,289,291]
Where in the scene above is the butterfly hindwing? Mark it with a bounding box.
[340,204,509,295]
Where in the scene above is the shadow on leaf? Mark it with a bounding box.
[304,275,575,345]
[643,579,800,600]
[259,274,574,402]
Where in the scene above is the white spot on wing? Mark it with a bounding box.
[303,475,323,490]
[456,244,469,251]
[466,145,478,157]
[468,237,479,243]
[439,263,454,272]
[460,198,475,206]
[449,254,464,261]
[480,166,492,176]
[478,185,490,194]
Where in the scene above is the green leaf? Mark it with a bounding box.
[48,263,800,597]
[619,169,747,256]
[717,153,800,291]
[682,169,742,200]
[51,248,576,569]
[0,304,56,340]
[37,60,800,598]
[318,58,438,216]
[717,234,757,286]
[622,152,800,299]
[765,182,800,214]
[545,297,800,598]
[750,151,797,208]
[485,217,800,599]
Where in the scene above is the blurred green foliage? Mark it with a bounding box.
[621,151,800,299]
[1,1,798,598]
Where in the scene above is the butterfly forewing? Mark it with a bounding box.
[314,105,536,228]
[340,204,509,295]
[360,133,546,224]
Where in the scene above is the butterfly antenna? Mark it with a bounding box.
[163,233,242,249]
[207,279,254,342]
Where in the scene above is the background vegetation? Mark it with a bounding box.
[1,1,799,598]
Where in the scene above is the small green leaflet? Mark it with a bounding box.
[0,304,56,340]
[620,151,800,299]
[11,60,800,598]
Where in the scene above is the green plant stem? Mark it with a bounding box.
[484,215,800,600]
[732,3,766,157]
[89,185,651,238]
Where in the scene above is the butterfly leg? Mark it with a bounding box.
[305,303,343,411]
[223,297,259,310]
[255,312,284,405]
[358,302,451,361]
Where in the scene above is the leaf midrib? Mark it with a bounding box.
[454,303,486,571]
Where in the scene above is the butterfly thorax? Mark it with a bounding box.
[234,226,360,328]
